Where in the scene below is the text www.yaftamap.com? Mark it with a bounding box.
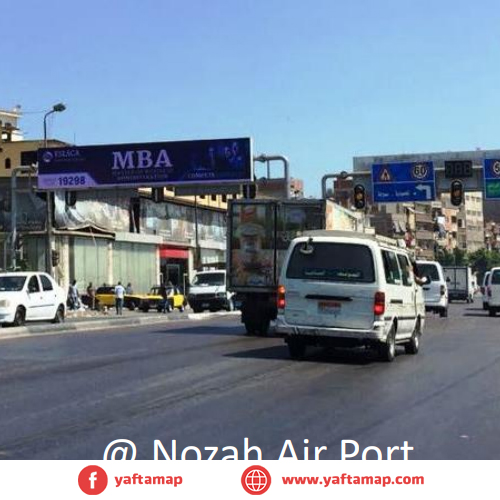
[282,474,424,487]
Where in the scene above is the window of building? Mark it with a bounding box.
[5,158,11,169]
[222,195,227,203]
[211,194,217,202]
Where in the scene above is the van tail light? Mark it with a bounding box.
[488,286,492,298]
[277,285,286,310]
[440,285,446,296]
[373,291,385,316]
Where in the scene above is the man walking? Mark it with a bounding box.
[115,281,125,315]
[87,282,96,310]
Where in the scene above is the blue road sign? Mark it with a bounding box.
[372,161,435,203]
[483,159,500,200]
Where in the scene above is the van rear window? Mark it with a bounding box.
[416,263,440,281]
[286,242,375,283]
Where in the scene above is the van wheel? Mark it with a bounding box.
[439,308,448,318]
[405,319,421,355]
[52,305,65,324]
[288,339,306,360]
[489,308,497,317]
[13,307,26,327]
[379,326,396,362]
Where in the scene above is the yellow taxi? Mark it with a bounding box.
[150,285,186,313]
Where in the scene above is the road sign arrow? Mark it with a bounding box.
[415,184,432,200]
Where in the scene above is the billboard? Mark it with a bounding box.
[37,138,253,190]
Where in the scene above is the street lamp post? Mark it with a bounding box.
[43,103,66,274]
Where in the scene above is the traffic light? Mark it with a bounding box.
[450,180,464,206]
[65,191,77,207]
[353,184,366,210]
[51,250,60,267]
[243,184,256,199]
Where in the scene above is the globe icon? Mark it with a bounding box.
[245,469,268,493]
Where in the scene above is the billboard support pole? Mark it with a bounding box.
[254,154,290,199]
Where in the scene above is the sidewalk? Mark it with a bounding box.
[0,308,240,341]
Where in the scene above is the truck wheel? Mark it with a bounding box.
[489,308,497,317]
[257,318,270,337]
[12,307,26,327]
[287,339,306,360]
[439,308,448,318]
[128,301,136,311]
[379,326,396,362]
[405,319,421,355]
[244,320,257,336]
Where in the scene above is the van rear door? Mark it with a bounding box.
[283,241,377,330]
[417,262,444,305]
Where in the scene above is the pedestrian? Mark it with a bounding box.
[68,279,79,310]
[126,282,133,295]
[86,282,96,310]
[115,281,125,315]
[160,282,169,313]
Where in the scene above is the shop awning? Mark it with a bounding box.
[160,247,189,259]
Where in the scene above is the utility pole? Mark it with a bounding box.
[43,103,66,274]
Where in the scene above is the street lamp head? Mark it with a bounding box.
[52,103,66,113]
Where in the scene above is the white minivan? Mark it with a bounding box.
[415,260,448,317]
[481,271,491,310]
[276,231,426,362]
[487,268,500,317]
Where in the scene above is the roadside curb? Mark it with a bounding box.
[0,310,241,341]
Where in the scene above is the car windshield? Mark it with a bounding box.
[491,270,500,285]
[416,264,440,281]
[0,276,27,292]
[286,242,375,283]
[192,273,225,286]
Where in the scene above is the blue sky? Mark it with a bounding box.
[3,0,500,195]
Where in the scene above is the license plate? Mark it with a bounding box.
[202,303,210,308]
[318,301,341,315]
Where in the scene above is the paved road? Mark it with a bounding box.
[0,300,499,460]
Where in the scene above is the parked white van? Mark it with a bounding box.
[415,260,448,317]
[481,271,491,311]
[276,231,426,362]
[487,268,500,317]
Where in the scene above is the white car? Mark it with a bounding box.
[481,271,491,311]
[415,260,448,317]
[276,231,426,362]
[0,272,67,327]
[487,268,500,317]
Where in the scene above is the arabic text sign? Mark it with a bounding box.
[483,159,500,200]
[372,161,435,203]
[37,138,253,190]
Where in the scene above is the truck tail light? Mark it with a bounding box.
[374,291,385,316]
[488,286,492,298]
[277,285,286,310]
[440,285,446,296]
